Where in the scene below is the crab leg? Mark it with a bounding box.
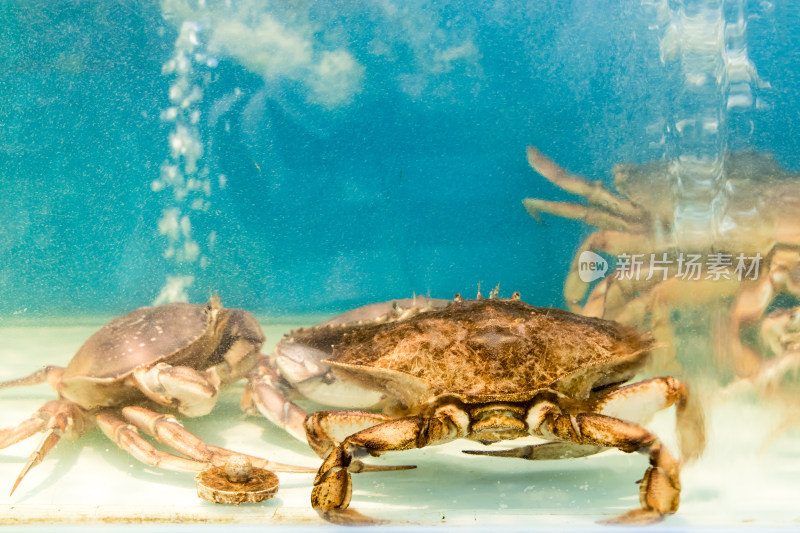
[120,406,316,473]
[0,366,64,391]
[584,276,666,320]
[523,198,645,233]
[531,435,680,526]
[466,377,704,465]
[95,411,206,472]
[241,359,310,442]
[539,410,681,525]
[582,269,668,319]
[526,146,643,221]
[0,417,45,451]
[10,400,90,495]
[595,377,705,462]
[563,230,654,312]
[310,394,685,525]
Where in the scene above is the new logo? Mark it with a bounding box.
[578,251,608,283]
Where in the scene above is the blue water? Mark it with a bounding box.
[1,0,798,318]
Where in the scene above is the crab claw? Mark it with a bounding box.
[312,445,353,509]
[312,448,417,511]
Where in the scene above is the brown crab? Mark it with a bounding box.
[524,146,800,311]
[523,146,800,377]
[0,296,311,495]
[244,291,704,524]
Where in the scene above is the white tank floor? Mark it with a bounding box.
[0,320,797,530]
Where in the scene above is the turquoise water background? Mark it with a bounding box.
[1,1,798,318]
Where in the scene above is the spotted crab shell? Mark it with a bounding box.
[62,298,222,381]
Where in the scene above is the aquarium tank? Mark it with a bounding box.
[0,0,798,529]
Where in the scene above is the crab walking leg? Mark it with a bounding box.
[0,370,73,487]
[130,363,221,417]
[0,365,65,391]
[650,300,680,375]
[582,276,626,319]
[310,405,466,510]
[464,379,679,461]
[523,198,644,233]
[120,406,316,473]
[466,378,704,463]
[563,230,654,312]
[95,411,207,472]
[10,400,91,495]
[0,417,45,450]
[241,360,310,442]
[583,269,669,320]
[526,146,643,221]
[595,377,705,461]
[541,411,682,525]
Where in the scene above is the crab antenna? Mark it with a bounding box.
[0,366,64,392]
[10,428,62,495]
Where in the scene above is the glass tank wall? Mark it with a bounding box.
[0,0,798,528]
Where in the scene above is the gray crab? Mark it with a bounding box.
[244,291,705,524]
[0,296,311,494]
